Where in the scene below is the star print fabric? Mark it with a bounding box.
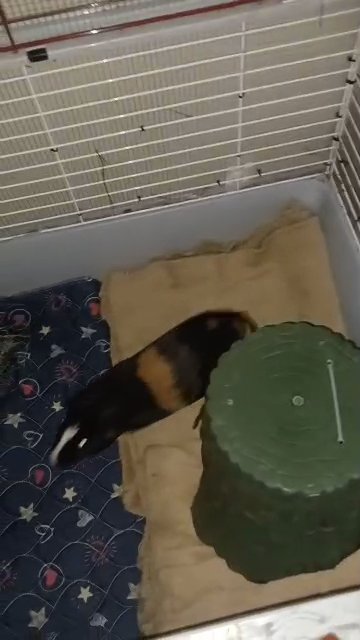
[0,278,144,640]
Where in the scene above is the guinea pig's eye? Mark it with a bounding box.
[78,438,88,449]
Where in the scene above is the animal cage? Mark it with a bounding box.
[1,0,360,289]
[1,0,360,637]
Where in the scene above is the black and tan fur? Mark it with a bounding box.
[49,310,257,468]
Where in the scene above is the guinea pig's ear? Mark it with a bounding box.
[103,422,120,444]
[89,405,120,451]
[100,405,120,430]
[106,429,120,446]
[85,427,120,456]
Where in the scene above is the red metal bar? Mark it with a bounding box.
[0,0,17,52]
[0,0,264,54]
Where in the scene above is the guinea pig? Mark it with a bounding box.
[49,309,257,468]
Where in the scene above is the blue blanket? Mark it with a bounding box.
[0,278,143,640]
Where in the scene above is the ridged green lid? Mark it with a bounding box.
[207,323,360,495]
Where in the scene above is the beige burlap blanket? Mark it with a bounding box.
[101,203,360,636]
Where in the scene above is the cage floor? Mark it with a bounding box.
[0,277,143,640]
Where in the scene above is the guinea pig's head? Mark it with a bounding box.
[49,384,121,468]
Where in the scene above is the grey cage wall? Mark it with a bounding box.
[0,0,359,239]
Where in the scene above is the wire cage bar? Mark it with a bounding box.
[0,0,360,240]
[0,1,262,52]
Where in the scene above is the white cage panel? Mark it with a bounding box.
[0,0,360,238]
[0,1,202,49]
[333,76,360,227]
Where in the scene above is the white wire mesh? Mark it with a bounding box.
[0,1,217,48]
[0,25,9,47]
[3,1,118,19]
[332,76,360,229]
[2,0,186,21]
[0,0,360,239]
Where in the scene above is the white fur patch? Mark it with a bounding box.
[78,438,87,449]
[49,425,79,466]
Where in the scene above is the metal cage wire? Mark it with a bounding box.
[0,0,359,240]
